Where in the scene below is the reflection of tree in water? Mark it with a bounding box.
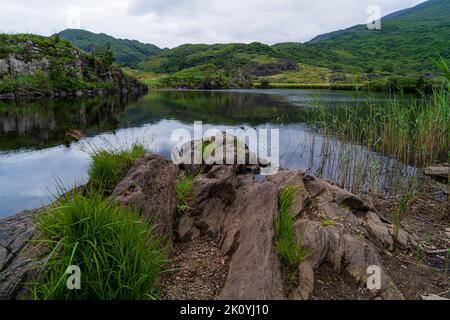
[0,95,139,150]
[119,91,301,127]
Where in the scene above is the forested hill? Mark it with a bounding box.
[305,0,450,73]
[138,0,449,76]
[58,29,163,68]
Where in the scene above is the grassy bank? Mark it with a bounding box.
[32,145,167,300]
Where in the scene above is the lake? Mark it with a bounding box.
[0,89,419,217]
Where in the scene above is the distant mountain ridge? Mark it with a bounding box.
[303,0,449,73]
[138,0,449,75]
[58,29,163,68]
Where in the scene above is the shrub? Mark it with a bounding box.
[259,79,271,89]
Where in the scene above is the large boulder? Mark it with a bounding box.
[112,154,179,244]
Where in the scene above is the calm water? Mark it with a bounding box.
[0,89,417,217]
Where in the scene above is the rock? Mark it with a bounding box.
[424,164,449,181]
[295,220,329,269]
[365,212,394,250]
[0,246,7,270]
[291,262,314,300]
[174,164,284,299]
[0,210,43,300]
[421,294,449,300]
[112,154,179,245]
[1,153,407,300]
[8,55,50,78]
[389,227,412,247]
[0,59,8,77]
[175,165,403,300]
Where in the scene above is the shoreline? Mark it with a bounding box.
[0,85,148,101]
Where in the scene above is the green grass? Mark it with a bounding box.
[31,189,167,300]
[175,175,196,213]
[88,144,145,194]
[275,186,310,292]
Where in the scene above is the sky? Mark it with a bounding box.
[0,0,427,48]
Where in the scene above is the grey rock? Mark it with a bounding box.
[0,209,42,300]
[424,164,449,180]
[0,59,8,77]
[365,212,394,250]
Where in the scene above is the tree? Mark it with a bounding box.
[94,46,115,67]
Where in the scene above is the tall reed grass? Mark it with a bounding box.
[299,90,449,168]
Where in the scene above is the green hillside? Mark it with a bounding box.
[58,29,162,68]
[136,0,449,89]
[305,0,450,73]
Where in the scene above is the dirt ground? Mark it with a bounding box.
[161,236,229,300]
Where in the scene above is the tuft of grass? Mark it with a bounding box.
[175,175,196,213]
[31,189,167,300]
[88,144,145,194]
[275,186,310,292]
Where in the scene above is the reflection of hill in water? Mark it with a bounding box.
[0,95,134,151]
[0,91,302,151]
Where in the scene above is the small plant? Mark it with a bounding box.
[32,188,167,300]
[392,183,415,240]
[321,219,336,226]
[88,144,145,194]
[175,174,196,213]
[275,186,310,292]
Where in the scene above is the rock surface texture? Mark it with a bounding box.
[1,154,414,300]
[0,210,41,300]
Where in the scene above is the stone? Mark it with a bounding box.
[0,59,8,77]
[291,262,314,300]
[424,164,449,180]
[0,209,43,300]
[112,154,179,243]
[365,212,394,250]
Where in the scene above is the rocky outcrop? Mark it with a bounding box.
[0,36,148,100]
[1,153,410,300]
[112,154,179,243]
[0,56,50,78]
[172,166,403,300]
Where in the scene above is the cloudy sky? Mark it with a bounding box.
[0,0,426,48]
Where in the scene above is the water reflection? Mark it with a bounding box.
[0,90,421,217]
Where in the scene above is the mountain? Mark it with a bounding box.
[139,0,449,76]
[305,0,450,73]
[0,34,146,97]
[58,29,163,68]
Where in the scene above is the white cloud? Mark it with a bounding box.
[0,0,427,48]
